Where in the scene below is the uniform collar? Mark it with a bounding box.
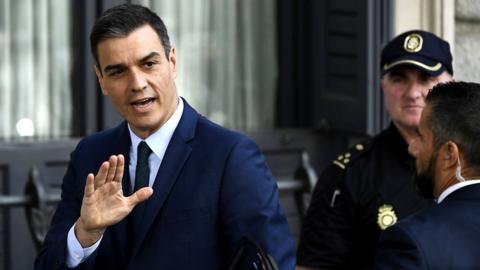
[384,123,414,167]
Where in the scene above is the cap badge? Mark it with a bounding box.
[404,34,423,52]
[377,204,397,230]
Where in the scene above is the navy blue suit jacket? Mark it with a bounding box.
[375,183,480,270]
[35,100,295,270]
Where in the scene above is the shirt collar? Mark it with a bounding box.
[128,98,184,162]
[436,179,480,204]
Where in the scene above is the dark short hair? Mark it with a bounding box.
[90,4,171,66]
[426,81,480,167]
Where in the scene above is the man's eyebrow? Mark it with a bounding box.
[103,52,162,73]
[103,63,124,74]
[139,52,161,63]
[420,72,435,80]
[389,69,406,77]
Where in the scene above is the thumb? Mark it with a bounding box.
[128,187,154,206]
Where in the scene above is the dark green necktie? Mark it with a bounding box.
[131,141,152,237]
[134,141,152,192]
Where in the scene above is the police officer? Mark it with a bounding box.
[296,30,454,270]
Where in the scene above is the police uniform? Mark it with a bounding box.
[297,30,453,270]
[297,124,433,269]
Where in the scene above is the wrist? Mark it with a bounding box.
[74,218,105,248]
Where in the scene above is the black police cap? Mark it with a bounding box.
[381,30,453,76]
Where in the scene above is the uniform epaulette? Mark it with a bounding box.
[332,139,373,170]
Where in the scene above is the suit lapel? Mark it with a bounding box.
[131,99,198,258]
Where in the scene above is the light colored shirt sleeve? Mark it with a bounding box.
[66,224,102,268]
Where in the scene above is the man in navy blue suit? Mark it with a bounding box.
[35,4,295,270]
[375,81,480,269]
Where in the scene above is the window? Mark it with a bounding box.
[133,0,277,131]
[0,0,72,140]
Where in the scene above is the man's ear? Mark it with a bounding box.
[94,65,107,95]
[168,47,177,79]
[442,141,460,168]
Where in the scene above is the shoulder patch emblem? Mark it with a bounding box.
[332,143,365,170]
[377,204,398,230]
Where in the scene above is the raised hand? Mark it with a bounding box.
[74,154,153,247]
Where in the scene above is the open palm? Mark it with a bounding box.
[76,155,153,246]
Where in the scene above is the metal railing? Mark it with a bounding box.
[275,151,317,216]
[0,150,318,251]
[0,167,61,250]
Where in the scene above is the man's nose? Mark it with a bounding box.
[129,69,147,91]
[405,82,424,100]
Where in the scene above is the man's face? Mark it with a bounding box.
[408,106,437,198]
[95,24,178,139]
[381,67,452,134]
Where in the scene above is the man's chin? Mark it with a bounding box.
[393,120,420,134]
[128,120,162,136]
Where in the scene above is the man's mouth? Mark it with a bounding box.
[131,97,155,111]
[404,105,423,109]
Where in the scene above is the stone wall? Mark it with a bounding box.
[455,0,480,81]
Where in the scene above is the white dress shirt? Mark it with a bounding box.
[66,98,184,267]
[436,179,480,204]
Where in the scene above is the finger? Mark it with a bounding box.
[84,173,95,197]
[105,155,118,183]
[113,154,125,183]
[94,161,110,188]
[127,187,153,206]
